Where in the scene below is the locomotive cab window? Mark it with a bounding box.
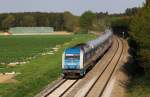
[65,55,80,60]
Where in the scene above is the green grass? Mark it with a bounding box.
[0,34,96,97]
[0,35,73,64]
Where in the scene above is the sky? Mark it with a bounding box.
[0,0,145,15]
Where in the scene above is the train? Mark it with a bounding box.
[62,29,113,78]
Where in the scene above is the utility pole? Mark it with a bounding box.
[122,32,125,38]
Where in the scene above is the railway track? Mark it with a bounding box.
[46,79,78,97]
[71,36,122,97]
[36,37,128,97]
[101,38,129,97]
[82,38,124,97]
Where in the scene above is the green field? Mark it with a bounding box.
[0,34,96,97]
[0,35,73,64]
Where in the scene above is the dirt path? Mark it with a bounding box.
[0,73,16,83]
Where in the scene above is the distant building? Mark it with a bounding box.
[9,27,54,35]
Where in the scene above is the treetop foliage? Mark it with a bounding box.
[0,11,108,33]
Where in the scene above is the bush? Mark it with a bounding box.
[130,4,150,75]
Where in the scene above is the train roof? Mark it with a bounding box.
[87,29,112,48]
[64,29,113,54]
[65,47,80,54]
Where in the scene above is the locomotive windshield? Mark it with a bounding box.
[65,54,80,60]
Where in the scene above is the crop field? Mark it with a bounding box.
[0,34,96,97]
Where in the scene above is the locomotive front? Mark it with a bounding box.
[62,47,84,78]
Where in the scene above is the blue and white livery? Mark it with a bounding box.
[62,29,113,78]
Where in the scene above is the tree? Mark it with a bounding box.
[80,11,96,32]
[20,15,36,27]
[125,7,139,16]
[91,12,109,31]
[110,16,130,37]
[63,11,79,32]
[2,15,15,30]
[146,0,150,6]
[92,18,107,31]
[36,15,49,27]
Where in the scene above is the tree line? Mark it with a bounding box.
[0,11,109,33]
